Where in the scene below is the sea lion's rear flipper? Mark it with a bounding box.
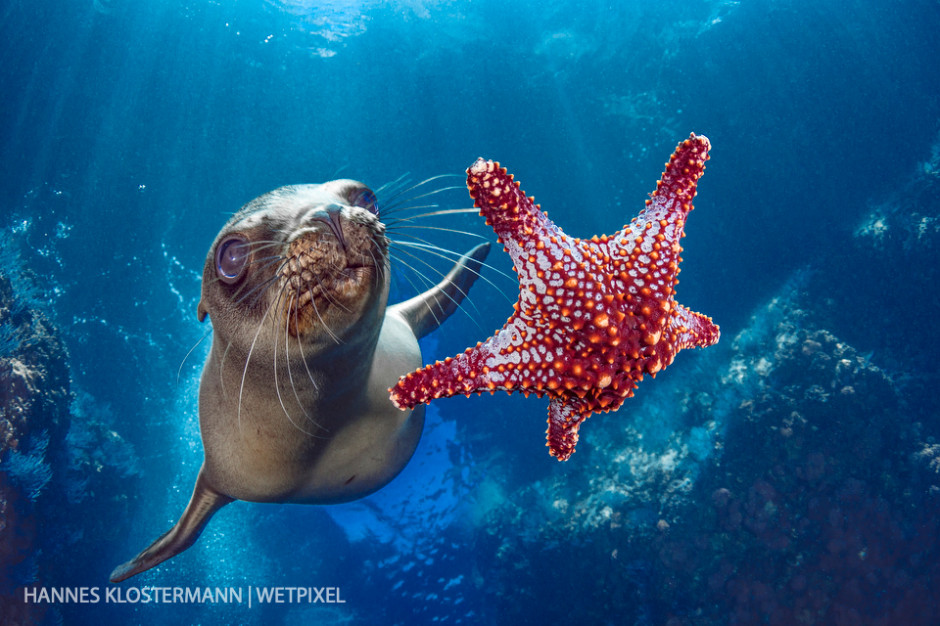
[109,468,233,582]
[390,242,490,339]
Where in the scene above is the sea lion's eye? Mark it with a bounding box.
[349,188,379,216]
[216,236,250,284]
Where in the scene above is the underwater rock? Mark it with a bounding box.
[674,292,940,625]
[673,140,940,621]
[822,130,940,377]
[0,269,69,622]
[0,273,71,452]
[0,262,140,621]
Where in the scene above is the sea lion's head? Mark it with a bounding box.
[197,181,389,356]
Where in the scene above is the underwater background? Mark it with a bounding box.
[2,0,940,623]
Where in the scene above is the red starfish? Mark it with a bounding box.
[390,133,720,460]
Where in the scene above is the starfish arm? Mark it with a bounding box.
[389,316,546,409]
[610,134,710,299]
[605,134,713,375]
[388,343,490,410]
[638,133,710,227]
[466,158,570,277]
[547,397,592,461]
[670,303,720,350]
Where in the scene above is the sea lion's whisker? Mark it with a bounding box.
[231,273,280,309]
[388,252,435,288]
[243,255,287,281]
[376,174,460,208]
[388,253,444,329]
[271,276,293,329]
[307,287,343,345]
[230,258,291,308]
[242,241,286,257]
[294,332,322,396]
[384,207,481,224]
[366,245,385,289]
[219,340,233,395]
[390,247,487,332]
[239,284,284,435]
[284,292,305,412]
[311,270,353,315]
[292,317,327,429]
[386,224,491,241]
[388,249,441,289]
[363,247,380,289]
[288,305,328,434]
[176,329,212,386]
[390,237,504,272]
[379,203,442,218]
[391,239,516,305]
[245,253,286,268]
[373,172,411,197]
[391,232,502,262]
[274,292,320,437]
[398,184,465,203]
[272,297,300,435]
[380,188,466,217]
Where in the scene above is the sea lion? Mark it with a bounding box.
[110,180,489,582]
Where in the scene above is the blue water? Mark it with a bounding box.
[2,0,939,624]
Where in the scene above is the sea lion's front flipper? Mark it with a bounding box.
[390,242,490,339]
[109,468,233,582]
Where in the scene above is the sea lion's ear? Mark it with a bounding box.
[197,301,208,322]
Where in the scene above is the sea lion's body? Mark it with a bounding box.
[111,181,488,582]
[198,303,425,504]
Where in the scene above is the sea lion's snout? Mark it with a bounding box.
[278,204,387,338]
[310,204,348,252]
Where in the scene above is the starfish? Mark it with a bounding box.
[390,133,720,460]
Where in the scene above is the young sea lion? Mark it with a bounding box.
[111,180,488,582]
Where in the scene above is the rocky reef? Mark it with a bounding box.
[666,297,936,625]
[0,243,139,624]
[0,264,70,624]
[466,135,940,624]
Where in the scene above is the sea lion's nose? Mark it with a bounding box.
[314,204,347,250]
